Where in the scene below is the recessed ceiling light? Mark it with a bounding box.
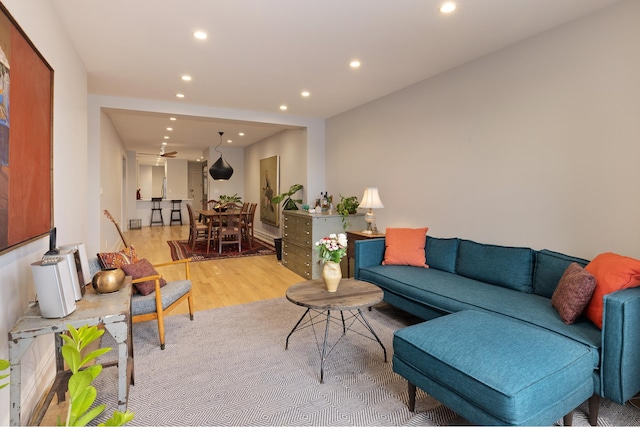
[439,2,456,13]
[166,127,173,131]
[181,75,192,81]
[193,31,207,40]
[176,93,185,98]
[169,117,176,121]
[280,105,288,111]
[301,91,310,97]
[164,136,169,139]
[239,132,245,136]
[227,139,232,143]
[162,142,167,146]
[350,60,361,68]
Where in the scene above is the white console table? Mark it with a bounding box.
[8,279,133,426]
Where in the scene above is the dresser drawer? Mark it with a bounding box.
[282,243,312,279]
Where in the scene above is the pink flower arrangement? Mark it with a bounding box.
[315,233,348,263]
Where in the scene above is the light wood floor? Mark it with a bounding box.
[125,224,305,314]
[37,224,304,425]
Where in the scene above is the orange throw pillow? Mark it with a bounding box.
[382,227,429,268]
[584,252,640,329]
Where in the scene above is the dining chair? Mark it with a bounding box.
[186,203,209,250]
[216,202,242,253]
[242,203,257,249]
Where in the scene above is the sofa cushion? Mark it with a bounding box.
[358,265,601,351]
[533,249,590,298]
[584,252,640,329]
[425,236,459,273]
[551,263,596,325]
[456,240,534,293]
[393,311,596,425]
[382,227,429,268]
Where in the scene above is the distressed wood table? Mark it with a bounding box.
[8,278,133,426]
[285,278,387,383]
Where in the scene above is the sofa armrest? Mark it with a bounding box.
[354,239,385,280]
[601,286,640,403]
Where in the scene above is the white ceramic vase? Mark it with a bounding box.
[322,261,342,292]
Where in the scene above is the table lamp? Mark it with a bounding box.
[358,188,384,234]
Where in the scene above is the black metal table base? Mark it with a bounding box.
[285,307,388,383]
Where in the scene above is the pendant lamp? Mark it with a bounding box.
[209,131,234,180]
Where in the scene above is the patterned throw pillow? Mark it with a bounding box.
[551,262,596,324]
[382,227,429,268]
[97,246,139,269]
[120,258,167,296]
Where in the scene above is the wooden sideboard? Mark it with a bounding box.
[282,211,365,279]
[345,230,386,277]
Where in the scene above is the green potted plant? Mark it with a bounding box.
[271,184,303,259]
[336,194,359,230]
[271,184,303,211]
[214,193,242,210]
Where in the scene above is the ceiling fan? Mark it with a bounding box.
[138,149,178,158]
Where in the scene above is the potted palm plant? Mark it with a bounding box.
[271,184,303,259]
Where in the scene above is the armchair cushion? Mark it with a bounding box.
[121,258,167,296]
[131,280,192,316]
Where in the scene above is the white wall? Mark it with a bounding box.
[166,159,188,200]
[244,128,308,240]
[327,0,640,261]
[99,111,129,251]
[0,1,88,424]
[138,164,153,200]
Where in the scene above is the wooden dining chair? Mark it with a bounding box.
[242,203,257,249]
[186,203,209,250]
[216,202,242,253]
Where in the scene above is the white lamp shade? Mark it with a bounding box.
[359,188,384,209]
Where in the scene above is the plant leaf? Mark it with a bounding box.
[76,404,106,426]
[99,410,135,426]
[68,370,93,400]
[81,348,111,367]
[62,346,82,373]
[0,359,9,370]
[70,386,98,421]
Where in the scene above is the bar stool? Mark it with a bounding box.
[170,200,183,225]
[150,197,164,226]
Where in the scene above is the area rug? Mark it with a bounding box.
[93,299,640,426]
[167,238,275,262]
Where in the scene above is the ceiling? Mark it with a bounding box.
[51,0,620,163]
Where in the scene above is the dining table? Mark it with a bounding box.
[195,207,245,251]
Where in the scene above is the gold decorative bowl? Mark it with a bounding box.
[92,268,126,294]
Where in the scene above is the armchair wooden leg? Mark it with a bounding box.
[408,382,416,412]
[188,292,195,321]
[157,310,165,350]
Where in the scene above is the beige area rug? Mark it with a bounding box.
[93,298,640,426]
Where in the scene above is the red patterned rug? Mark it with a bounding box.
[167,239,276,262]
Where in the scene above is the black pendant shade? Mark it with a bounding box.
[209,156,234,180]
[209,131,234,180]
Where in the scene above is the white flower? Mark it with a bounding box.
[337,233,348,247]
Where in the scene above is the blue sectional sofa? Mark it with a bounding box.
[354,236,640,424]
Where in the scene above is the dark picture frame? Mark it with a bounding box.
[0,4,54,255]
[259,155,279,227]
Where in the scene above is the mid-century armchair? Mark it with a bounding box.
[126,258,194,350]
